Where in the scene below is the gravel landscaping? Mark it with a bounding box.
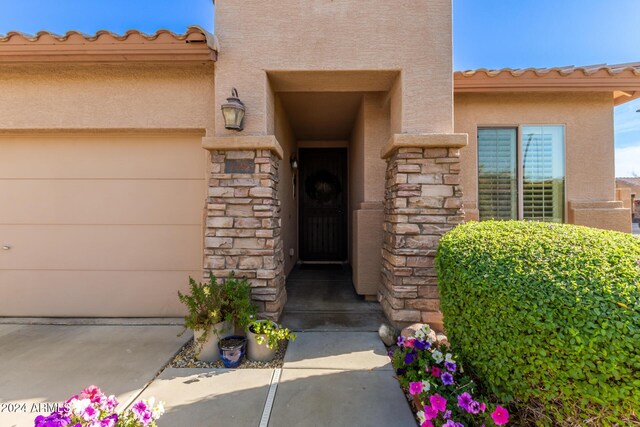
[171,338,288,369]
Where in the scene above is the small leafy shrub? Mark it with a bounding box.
[248,319,296,349]
[391,325,510,426]
[34,385,164,427]
[178,273,256,352]
[436,221,640,424]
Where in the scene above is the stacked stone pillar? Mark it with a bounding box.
[379,134,468,330]
[202,136,286,320]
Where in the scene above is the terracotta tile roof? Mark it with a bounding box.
[456,62,640,78]
[617,177,640,188]
[0,25,217,63]
[454,62,640,105]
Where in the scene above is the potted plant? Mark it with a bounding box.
[218,335,247,368]
[246,319,296,362]
[178,273,256,362]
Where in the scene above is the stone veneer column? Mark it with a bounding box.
[379,134,468,330]
[202,136,286,320]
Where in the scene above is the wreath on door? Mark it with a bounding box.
[305,170,342,203]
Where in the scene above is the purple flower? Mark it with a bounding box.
[457,392,473,412]
[443,421,464,427]
[443,409,452,419]
[34,412,71,427]
[396,367,407,376]
[397,336,405,347]
[404,351,416,365]
[414,340,431,350]
[100,414,118,427]
[441,372,454,385]
[468,400,482,414]
[444,361,457,372]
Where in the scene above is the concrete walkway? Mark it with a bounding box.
[0,323,190,427]
[0,324,415,427]
[137,332,415,427]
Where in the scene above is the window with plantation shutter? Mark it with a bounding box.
[477,125,565,223]
[477,128,518,220]
[522,126,565,223]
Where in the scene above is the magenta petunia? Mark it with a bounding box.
[409,381,423,396]
[429,394,447,413]
[423,405,438,420]
[491,406,510,425]
[421,421,434,427]
[404,337,416,348]
[431,366,442,378]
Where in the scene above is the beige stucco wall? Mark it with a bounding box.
[454,92,629,231]
[0,63,215,316]
[275,97,299,275]
[0,63,214,132]
[350,93,389,296]
[213,0,454,137]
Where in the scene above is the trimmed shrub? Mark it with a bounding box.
[436,221,640,424]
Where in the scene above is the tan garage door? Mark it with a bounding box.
[0,133,206,316]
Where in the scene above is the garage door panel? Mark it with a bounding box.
[0,270,200,317]
[0,136,206,179]
[0,225,203,271]
[0,180,205,225]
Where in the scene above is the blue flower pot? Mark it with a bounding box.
[218,335,247,368]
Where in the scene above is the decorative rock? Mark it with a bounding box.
[378,323,398,347]
[436,333,449,347]
[400,323,437,342]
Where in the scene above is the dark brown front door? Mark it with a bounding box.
[299,148,348,261]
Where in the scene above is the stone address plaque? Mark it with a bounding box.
[225,159,255,174]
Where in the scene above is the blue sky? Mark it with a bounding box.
[0,0,638,176]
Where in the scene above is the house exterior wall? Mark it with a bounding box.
[213,0,454,137]
[454,92,631,232]
[274,97,299,275]
[0,63,215,316]
[0,63,214,132]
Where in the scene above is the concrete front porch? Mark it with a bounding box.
[279,264,386,331]
[0,322,415,427]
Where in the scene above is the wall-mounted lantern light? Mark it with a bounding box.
[290,155,298,198]
[221,88,245,131]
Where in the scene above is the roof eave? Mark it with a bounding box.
[0,26,217,64]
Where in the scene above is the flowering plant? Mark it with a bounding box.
[248,319,296,349]
[34,385,164,427]
[390,325,509,427]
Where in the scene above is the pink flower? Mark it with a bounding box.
[421,421,434,427]
[429,394,447,413]
[423,405,438,420]
[491,406,509,425]
[431,366,442,377]
[82,404,99,421]
[79,385,103,403]
[409,381,423,396]
[404,337,416,348]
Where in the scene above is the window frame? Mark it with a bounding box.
[477,124,567,223]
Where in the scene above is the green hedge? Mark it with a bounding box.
[436,221,640,423]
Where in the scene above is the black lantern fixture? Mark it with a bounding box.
[221,88,245,131]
